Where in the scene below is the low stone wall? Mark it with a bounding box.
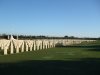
[0,39,95,55]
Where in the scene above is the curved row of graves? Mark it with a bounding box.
[0,39,95,55]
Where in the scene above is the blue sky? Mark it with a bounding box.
[0,0,100,37]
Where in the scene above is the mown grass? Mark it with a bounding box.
[0,40,100,75]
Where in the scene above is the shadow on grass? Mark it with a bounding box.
[61,45,100,48]
[87,48,100,51]
[0,58,100,75]
[0,50,3,55]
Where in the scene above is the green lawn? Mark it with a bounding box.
[0,40,100,75]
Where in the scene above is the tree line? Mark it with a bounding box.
[0,34,99,40]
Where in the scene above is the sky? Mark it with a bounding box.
[0,0,100,37]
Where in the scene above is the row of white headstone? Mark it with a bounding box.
[0,38,95,55]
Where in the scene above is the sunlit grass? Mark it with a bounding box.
[0,40,100,63]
